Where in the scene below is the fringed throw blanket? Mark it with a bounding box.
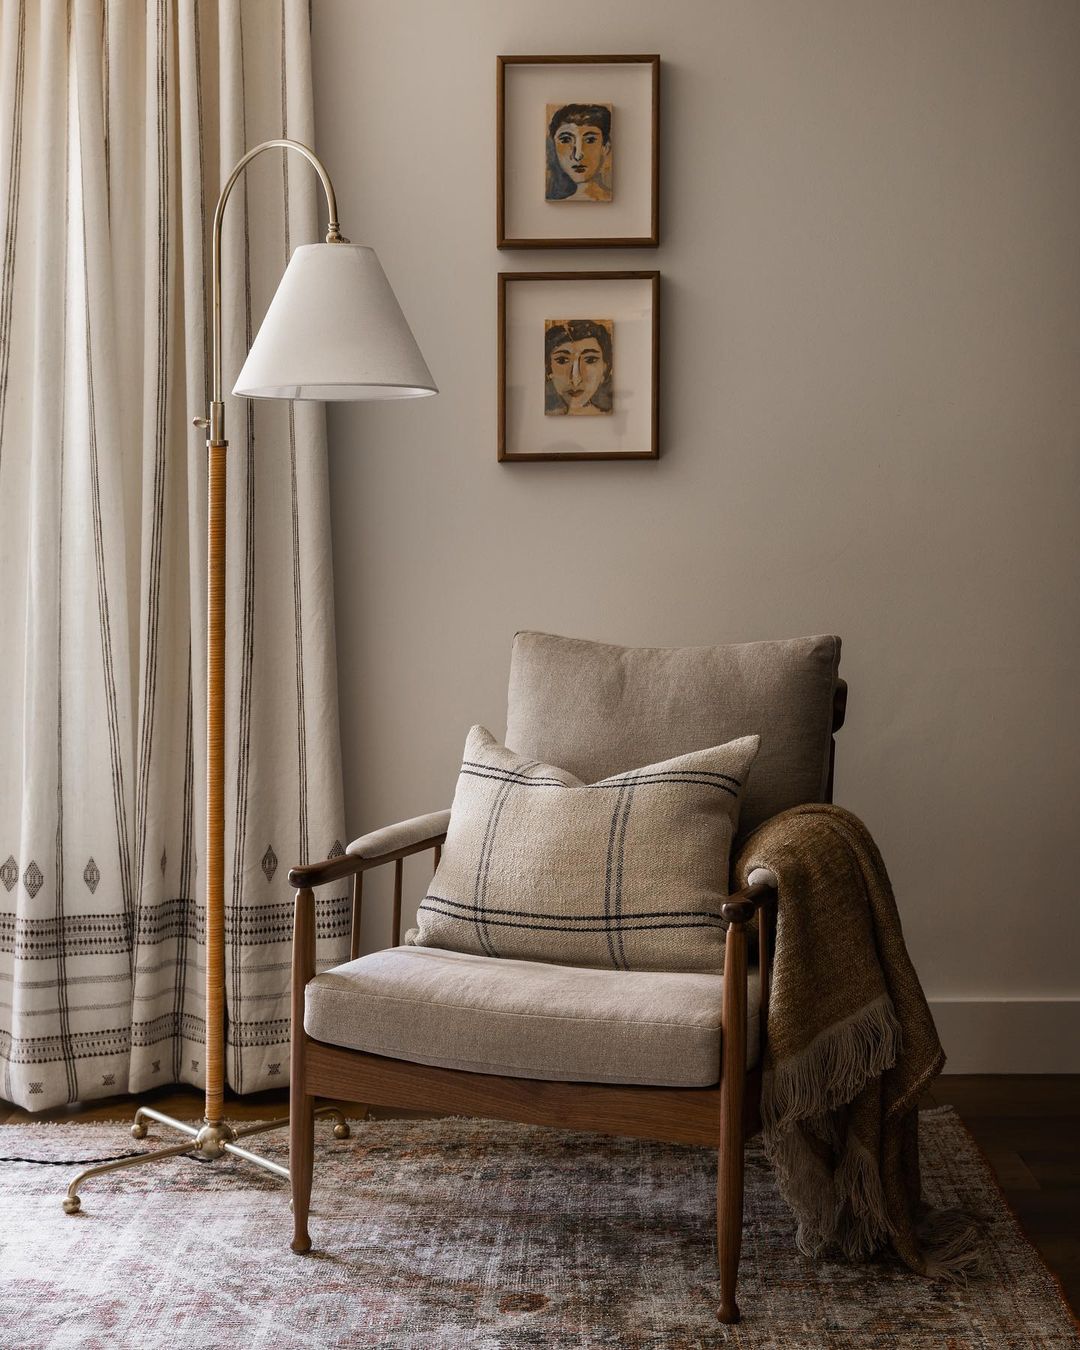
[735,804,984,1277]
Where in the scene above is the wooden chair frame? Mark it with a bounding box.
[287,683,846,1325]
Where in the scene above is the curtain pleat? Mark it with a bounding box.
[0,0,348,1112]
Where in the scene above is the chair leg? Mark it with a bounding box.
[290,1089,315,1254]
[716,1107,745,1324]
[716,916,748,1324]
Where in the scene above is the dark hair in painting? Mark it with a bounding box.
[544,319,614,414]
[545,103,611,201]
[547,103,612,144]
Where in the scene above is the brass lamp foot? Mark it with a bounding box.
[64,1104,350,1214]
[64,1138,198,1214]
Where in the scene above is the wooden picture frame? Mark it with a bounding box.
[498,271,660,462]
[497,55,660,249]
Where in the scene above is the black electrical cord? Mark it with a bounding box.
[1,1142,291,1165]
[0,1148,168,1165]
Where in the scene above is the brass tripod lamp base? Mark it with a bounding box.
[63,1104,350,1215]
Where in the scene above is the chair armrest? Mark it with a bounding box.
[720,875,778,925]
[721,871,779,1060]
[288,810,451,888]
[346,810,452,861]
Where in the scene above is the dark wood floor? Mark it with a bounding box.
[3,1074,1077,1316]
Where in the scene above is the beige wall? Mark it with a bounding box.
[311,0,1080,1070]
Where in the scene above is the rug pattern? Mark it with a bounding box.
[0,1106,1076,1348]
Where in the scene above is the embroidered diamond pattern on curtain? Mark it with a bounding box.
[0,0,348,1111]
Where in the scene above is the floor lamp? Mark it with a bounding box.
[64,139,437,1214]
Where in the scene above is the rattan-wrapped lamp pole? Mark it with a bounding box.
[64,140,437,1213]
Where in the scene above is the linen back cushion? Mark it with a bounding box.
[505,631,841,836]
[410,725,760,973]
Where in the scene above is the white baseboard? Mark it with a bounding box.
[929,998,1080,1073]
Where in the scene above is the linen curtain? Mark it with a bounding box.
[0,0,348,1112]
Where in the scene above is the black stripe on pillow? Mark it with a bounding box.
[422,895,724,922]
[461,766,740,798]
[418,903,724,934]
[599,767,743,788]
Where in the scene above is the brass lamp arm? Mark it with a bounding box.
[201,138,349,443]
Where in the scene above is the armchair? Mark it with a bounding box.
[288,632,846,1325]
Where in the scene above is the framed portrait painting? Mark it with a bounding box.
[498,271,660,462]
[497,55,660,248]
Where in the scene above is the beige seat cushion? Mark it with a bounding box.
[506,631,841,835]
[304,945,760,1088]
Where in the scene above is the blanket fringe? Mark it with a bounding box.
[833,1134,897,1259]
[761,995,904,1261]
[915,1203,987,1283]
[766,1124,838,1259]
[762,994,903,1135]
[768,1118,896,1261]
[760,991,986,1274]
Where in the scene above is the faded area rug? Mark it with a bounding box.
[0,1106,1075,1348]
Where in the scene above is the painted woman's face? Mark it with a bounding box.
[553,122,606,187]
[548,336,608,412]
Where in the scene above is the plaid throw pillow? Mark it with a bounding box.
[408,725,760,972]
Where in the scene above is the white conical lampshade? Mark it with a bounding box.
[233,243,437,400]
